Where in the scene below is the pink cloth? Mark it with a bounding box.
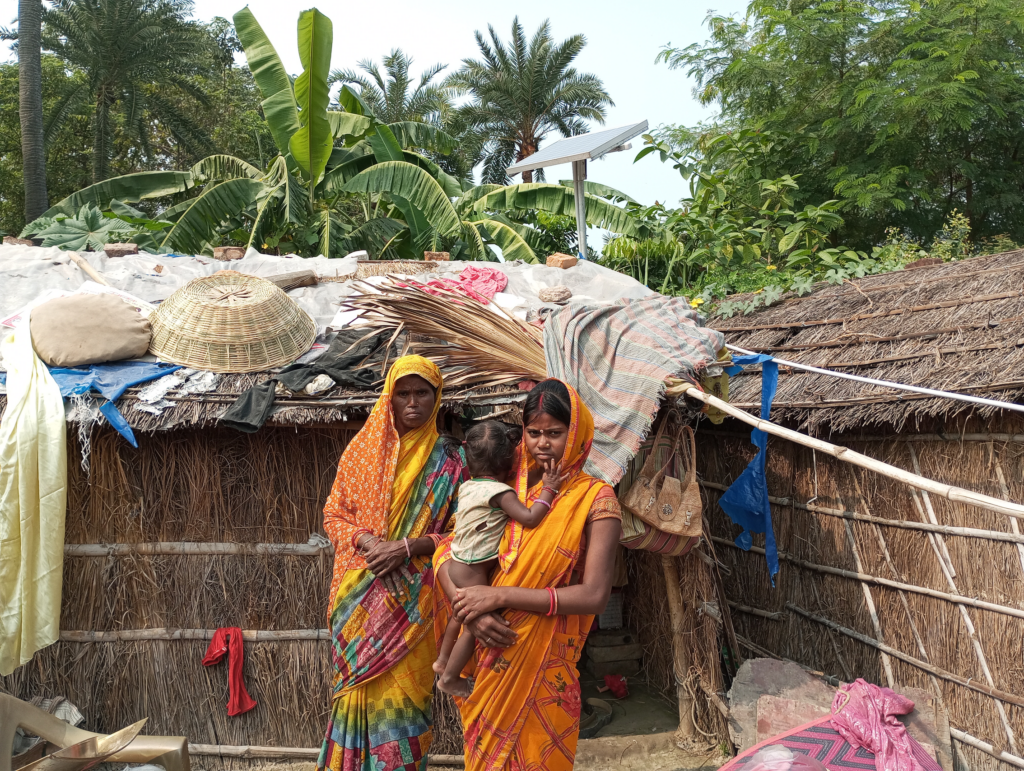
[830,679,922,771]
[405,264,509,305]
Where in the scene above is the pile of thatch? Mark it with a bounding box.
[716,248,1024,435]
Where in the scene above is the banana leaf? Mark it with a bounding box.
[327,111,373,141]
[473,219,539,263]
[159,178,265,254]
[475,183,645,238]
[192,155,262,183]
[290,9,333,188]
[343,161,461,238]
[558,179,638,204]
[387,122,458,155]
[29,171,193,224]
[234,8,301,155]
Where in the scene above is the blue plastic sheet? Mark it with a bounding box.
[718,354,780,584]
[2,361,181,448]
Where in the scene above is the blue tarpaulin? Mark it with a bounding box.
[1,361,180,447]
[719,353,780,584]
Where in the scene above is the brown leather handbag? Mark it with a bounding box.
[621,422,702,538]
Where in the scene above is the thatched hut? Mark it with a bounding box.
[0,373,523,766]
[695,249,1024,769]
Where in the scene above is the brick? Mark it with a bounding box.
[585,659,641,678]
[424,251,450,261]
[546,252,577,269]
[588,643,643,663]
[104,243,139,258]
[213,246,245,261]
[3,236,34,246]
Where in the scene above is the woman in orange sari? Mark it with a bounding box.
[318,356,465,771]
[435,379,622,771]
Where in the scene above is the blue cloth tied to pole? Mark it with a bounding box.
[2,361,180,447]
[719,354,780,585]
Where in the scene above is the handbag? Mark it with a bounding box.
[621,421,702,538]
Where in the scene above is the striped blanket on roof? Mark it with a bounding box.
[543,295,725,485]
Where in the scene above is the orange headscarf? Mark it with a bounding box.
[323,355,443,605]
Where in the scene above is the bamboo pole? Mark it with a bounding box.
[60,629,329,642]
[949,728,1024,770]
[727,602,783,621]
[905,445,1019,755]
[660,556,695,741]
[187,745,464,766]
[785,603,1024,708]
[709,536,1024,621]
[66,250,110,286]
[699,480,1024,544]
[990,444,1024,577]
[64,542,332,557]
[679,385,1024,520]
[836,492,895,688]
[850,471,944,700]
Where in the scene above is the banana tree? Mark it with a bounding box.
[21,8,646,262]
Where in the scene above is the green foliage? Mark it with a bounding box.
[0,56,93,236]
[657,0,1024,247]
[329,49,450,125]
[447,17,613,183]
[23,201,172,251]
[41,0,218,182]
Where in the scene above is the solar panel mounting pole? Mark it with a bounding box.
[572,159,587,260]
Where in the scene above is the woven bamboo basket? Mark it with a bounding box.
[149,272,317,373]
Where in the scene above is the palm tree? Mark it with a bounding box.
[19,0,49,221]
[42,0,216,182]
[330,49,449,125]
[450,18,613,184]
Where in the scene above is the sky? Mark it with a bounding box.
[2,0,749,209]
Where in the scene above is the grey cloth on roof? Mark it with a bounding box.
[219,330,394,433]
[29,294,151,367]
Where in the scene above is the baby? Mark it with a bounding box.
[434,421,566,696]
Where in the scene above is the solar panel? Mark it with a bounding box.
[506,120,649,175]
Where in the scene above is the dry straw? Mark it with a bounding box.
[340,279,547,387]
[149,272,316,373]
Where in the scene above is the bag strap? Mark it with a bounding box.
[678,425,697,485]
[648,418,679,484]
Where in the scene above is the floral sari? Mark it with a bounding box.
[318,356,465,771]
[435,380,613,771]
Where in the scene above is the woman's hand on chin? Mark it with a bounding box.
[465,613,517,648]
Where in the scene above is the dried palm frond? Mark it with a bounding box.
[339,278,547,387]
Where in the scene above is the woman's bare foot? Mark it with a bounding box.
[437,674,473,698]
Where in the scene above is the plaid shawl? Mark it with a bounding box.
[543,295,724,485]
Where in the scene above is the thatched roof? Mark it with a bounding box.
[714,249,1024,435]
[0,373,525,433]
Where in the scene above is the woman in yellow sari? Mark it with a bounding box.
[318,356,466,771]
[434,379,622,771]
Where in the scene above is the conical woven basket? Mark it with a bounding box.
[149,272,317,373]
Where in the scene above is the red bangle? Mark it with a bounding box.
[546,587,556,616]
[351,529,372,550]
[542,486,558,496]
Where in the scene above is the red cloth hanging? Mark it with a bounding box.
[202,627,257,716]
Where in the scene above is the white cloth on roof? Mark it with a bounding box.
[0,319,68,675]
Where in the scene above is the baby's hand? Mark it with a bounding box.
[541,459,569,492]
